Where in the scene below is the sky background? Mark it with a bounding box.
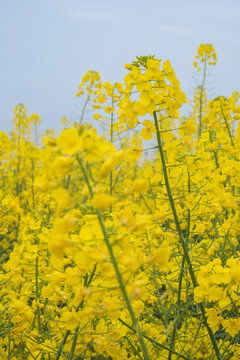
[1,0,240,134]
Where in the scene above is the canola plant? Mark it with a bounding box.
[0,44,240,360]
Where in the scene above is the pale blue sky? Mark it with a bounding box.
[1,0,240,133]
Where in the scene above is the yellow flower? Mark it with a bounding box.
[51,188,72,215]
[93,113,100,120]
[140,120,156,140]
[193,43,217,70]
[147,59,160,69]
[91,193,116,211]
[125,63,132,70]
[57,128,81,154]
[132,178,149,193]
[99,151,123,178]
[34,176,51,193]
[152,241,171,267]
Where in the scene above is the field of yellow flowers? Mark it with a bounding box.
[0,44,240,360]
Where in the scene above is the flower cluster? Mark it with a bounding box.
[0,44,240,360]
[193,43,217,71]
[117,57,187,137]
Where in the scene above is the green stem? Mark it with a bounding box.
[55,330,70,360]
[110,95,114,197]
[68,326,79,360]
[127,338,144,360]
[8,318,11,360]
[35,256,41,334]
[168,255,185,360]
[79,84,93,124]
[55,264,96,359]
[31,158,35,209]
[153,111,223,360]
[118,318,193,360]
[35,123,38,146]
[168,173,191,359]
[198,56,207,138]
[145,231,168,328]
[77,154,151,360]
[220,105,235,147]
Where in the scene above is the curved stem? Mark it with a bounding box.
[79,83,94,124]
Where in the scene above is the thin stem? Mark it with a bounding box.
[68,326,79,360]
[79,84,93,124]
[220,105,235,147]
[145,230,168,328]
[198,55,207,138]
[31,158,35,209]
[153,111,223,360]
[168,254,185,360]
[35,123,38,146]
[55,330,70,360]
[76,154,151,360]
[110,95,114,196]
[8,318,11,360]
[35,256,41,334]
[127,338,144,360]
[118,318,193,360]
[55,264,96,359]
